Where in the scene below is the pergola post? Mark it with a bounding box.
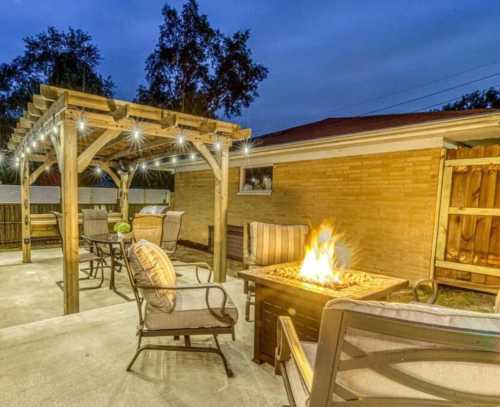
[60,120,80,314]
[213,145,229,282]
[120,172,129,222]
[20,158,31,263]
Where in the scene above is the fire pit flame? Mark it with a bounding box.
[299,222,345,285]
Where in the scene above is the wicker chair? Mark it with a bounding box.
[242,222,309,321]
[276,298,500,407]
[52,211,105,289]
[120,240,237,377]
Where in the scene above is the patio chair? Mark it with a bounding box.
[120,239,238,377]
[161,210,184,256]
[52,211,105,289]
[82,208,115,270]
[242,221,309,321]
[275,298,500,407]
[132,213,165,246]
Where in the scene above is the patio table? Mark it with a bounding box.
[83,233,132,299]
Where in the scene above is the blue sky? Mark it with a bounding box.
[1,0,500,135]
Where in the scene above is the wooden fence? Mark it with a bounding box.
[434,145,500,293]
[0,203,147,249]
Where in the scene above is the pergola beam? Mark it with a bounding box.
[77,129,122,173]
[30,158,56,185]
[193,141,222,181]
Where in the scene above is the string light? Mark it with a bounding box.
[52,124,58,135]
[32,140,37,149]
[95,166,102,175]
[132,124,141,141]
[77,118,86,132]
[39,131,46,142]
[214,141,221,151]
[154,160,160,167]
[243,144,250,155]
[21,152,25,159]
[177,134,184,145]
[141,162,147,170]
[25,146,31,154]
[171,156,177,164]
[15,161,19,168]
[190,152,196,160]
[45,165,50,172]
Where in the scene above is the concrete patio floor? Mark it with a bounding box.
[0,247,287,406]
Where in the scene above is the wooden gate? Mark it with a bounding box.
[433,145,500,294]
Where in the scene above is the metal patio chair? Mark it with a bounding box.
[52,211,105,289]
[161,210,184,256]
[276,298,500,407]
[120,240,238,377]
[242,221,309,321]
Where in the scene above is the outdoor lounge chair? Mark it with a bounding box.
[275,298,500,407]
[120,239,238,377]
[242,221,309,321]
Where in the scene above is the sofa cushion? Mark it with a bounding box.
[249,222,309,266]
[326,298,500,332]
[128,240,176,312]
[144,286,238,330]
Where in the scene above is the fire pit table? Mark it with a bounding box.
[238,263,409,365]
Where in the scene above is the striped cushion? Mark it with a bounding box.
[128,240,176,312]
[249,222,309,266]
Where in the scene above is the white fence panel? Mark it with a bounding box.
[78,187,117,204]
[31,186,60,204]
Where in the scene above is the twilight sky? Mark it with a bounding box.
[1,0,500,136]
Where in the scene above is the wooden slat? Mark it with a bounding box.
[445,156,500,167]
[435,166,453,261]
[435,260,500,278]
[448,207,500,216]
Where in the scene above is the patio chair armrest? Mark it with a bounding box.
[173,262,213,282]
[276,316,313,394]
[135,283,232,321]
[413,279,439,304]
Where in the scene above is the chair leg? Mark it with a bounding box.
[89,261,94,278]
[126,332,143,372]
[213,334,234,378]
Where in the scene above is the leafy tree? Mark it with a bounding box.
[441,87,500,111]
[137,0,268,118]
[0,27,113,147]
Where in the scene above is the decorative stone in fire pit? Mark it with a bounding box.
[238,263,408,365]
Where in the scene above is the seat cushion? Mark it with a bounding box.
[249,222,309,266]
[144,286,238,330]
[284,341,317,407]
[128,240,176,312]
[327,298,500,333]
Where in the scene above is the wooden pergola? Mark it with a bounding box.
[8,85,250,314]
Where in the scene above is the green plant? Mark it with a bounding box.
[114,222,131,234]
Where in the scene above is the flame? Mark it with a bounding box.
[299,221,346,285]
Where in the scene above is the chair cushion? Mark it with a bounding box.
[144,286,238,330]
[162,211,184,251]
[326,298,500,333]
[284,341,317,407]
[249,222,309,266]
[128,240,176,312]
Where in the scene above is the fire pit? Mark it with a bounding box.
[238,222,409,365]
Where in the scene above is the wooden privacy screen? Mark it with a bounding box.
[434,145,500,294]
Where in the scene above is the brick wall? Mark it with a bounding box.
[174,148,442,281]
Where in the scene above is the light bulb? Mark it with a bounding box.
[32,140,37,149]
[77,119,85,132]
[15,162,19,168]
[45,166,50,172]
[95,167,102,175]
[243,145,250,155]
[171,156,177,164]
[26,147,31,154]
[141,162,147,170]
[190,153,196,160]
[20,153,25,159]
[177,134,184,145]
[214,141,221,151]
[133,128,140,140]
[154,160,160,167]
[39,132,46,142]
[52,124,58,134]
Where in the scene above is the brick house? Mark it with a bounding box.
[172,109,500,282]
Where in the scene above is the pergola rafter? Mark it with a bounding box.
[9,85,250,314]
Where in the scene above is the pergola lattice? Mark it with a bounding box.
[8,85,250,314]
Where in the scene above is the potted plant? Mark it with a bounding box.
[114,222,131,239]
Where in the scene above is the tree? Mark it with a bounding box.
[0,27,113,147]
[137,0,268,118]
[441,87,500,111]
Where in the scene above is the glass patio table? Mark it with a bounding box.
[82,233,132,299]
